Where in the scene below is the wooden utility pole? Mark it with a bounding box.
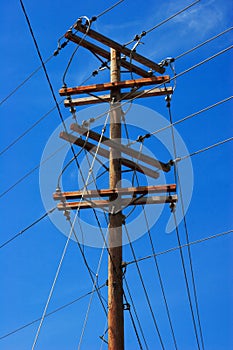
[108,48,124,350]
[55,20,177,349]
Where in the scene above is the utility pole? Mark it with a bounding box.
[108,48,124,350]
[54,19,177,349]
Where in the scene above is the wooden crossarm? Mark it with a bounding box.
[64,87,173,107]
[70,124,170,172]
[57,195,178,210]
[73,23,165,74]
[59,76,170,96]
[65,32,152,78]
[60,131,160,179]
[53,184,176,200]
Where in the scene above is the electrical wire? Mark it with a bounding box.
[124,223,166,350]
[125,95,233,147]
[0,55,54,107]
[175,26,233,60]
[62,16,91,87]
[31,112,109,349]
[125,229,233,265]
[175,136,233,162]
[77,228,108,349]
[2,26,231,159]
[19,0,88,200]
[167,99,204,349]
[124,0,200,46]
[0,207,56,249]
[0,0,124,107]
[94,0,124,20]
[122,120,178,349]
[0,283,106,341]
[124,277,150,350]
[0,102,62,157]
[81,44,233,126]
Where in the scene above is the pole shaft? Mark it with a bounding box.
[108,48,124,350]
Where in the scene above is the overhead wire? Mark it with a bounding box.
[175,26,233,60]
[0,0,124,107]
[123,223,166,350]
[174,136,233,162]
[81,44,233,126]
[166,95,204,349]
[31,112,109,349]
[124,277,150,350]
[122,121,178,348]
[0,283,106,341]
[1,25,231,160]
[0,207,56,249]
[125,229,233,265]
[77,231,108,350]
[124,0,201,46]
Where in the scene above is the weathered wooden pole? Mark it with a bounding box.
[108,48,124,350]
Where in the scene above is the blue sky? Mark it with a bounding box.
[0,0,232,349]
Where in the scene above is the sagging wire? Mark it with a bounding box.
[62,16,92,87]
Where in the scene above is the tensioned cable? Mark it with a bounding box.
[175,136,233,162]
[0,283,106,341]
[77,226,108,350]
[124,277,150,350]
[0,58,110,158]
[94,0,124,19]
[0,143,108,200]
[125,229,233,265]
[122,120,179,349]
[1,33,231,209]
[31,113,109,349]
[0,0,124,107]
[126,95,233,147]
[81,44,233,125]
[0,207,56,249]
[124,0,200,46]
[167,99,204,349]
[1,27,230,160]
[19,0,88,196]
[175,26,233,60]
[124,223,166,350]
[62,16,92,87]
[0,55,54,107]
[0,102,62,157]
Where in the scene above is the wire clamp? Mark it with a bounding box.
[123,303,130,311]
[169,201,176,213]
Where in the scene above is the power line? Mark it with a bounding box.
[127,95,233,147]
[1,44,232,200]
[0,207,56,249]
[167,100,204,350]
[2,26,231,159]
[0,0,124,108]
[93,0,124,20]
[124,223,166,350]
[77,235,107,350]
[174,136,233,162]
[0,102,62,157]
[124,277,149,350]
[31,113,110,348]
[175,26,233,60]
[0,59,108,158]
[0,55,54,107]
[124,0,200,46]
[125,229,233,266]
[0,283,106,341]
[122,120,178,349]
[83,44,233,125]
[152,96,232,137]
